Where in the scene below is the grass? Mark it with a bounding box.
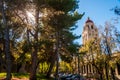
[0,73,29,79]
[36,74,54,80]
[0,73,54,80]
[12,73,29,78]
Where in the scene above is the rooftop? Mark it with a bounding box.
[85,17,93,23]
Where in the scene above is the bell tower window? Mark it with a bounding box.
[91,25,93,29]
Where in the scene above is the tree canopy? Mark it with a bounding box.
[0,0,83,79]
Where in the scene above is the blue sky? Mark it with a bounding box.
[74,0,120,44]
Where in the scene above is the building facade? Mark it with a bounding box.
[81,17,98,76]
[81,17,120,79]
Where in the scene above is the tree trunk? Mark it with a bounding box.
[55,31,60,80]
[55,51,59,80]
[1,1,12,80]
[30,45,38,80]
[4,15,12,80]
[110,67,115,80]
[97,69,103,80]
[19,63,26,73]
[99,73,103,80]
[0,48,3,72]
[105,62,109,80]
[29,3,39,79]
[78,55,80,74]
[29,29,38,80]
[46,52,57,78]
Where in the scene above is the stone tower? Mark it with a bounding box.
[82,17,98,44]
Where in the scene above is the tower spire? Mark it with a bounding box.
[88,17,90,20]
[86,17,93,23]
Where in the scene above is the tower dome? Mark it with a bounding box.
[85,17,93,23]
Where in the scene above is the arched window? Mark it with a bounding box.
[91,25,93,29]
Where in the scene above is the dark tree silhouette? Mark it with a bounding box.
[114,6,120,15]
